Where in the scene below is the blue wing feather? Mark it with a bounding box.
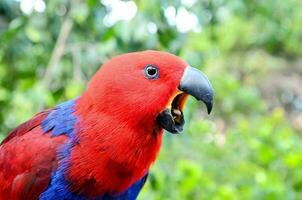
[103,173,148,200]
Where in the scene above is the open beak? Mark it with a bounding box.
[157,66,214,134]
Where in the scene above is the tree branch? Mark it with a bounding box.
[43,16,73,86]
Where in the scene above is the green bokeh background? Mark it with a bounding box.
[0,0,302,199]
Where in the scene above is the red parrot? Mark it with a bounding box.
[0,50,213,200]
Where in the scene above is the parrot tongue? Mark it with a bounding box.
[156,93,188,134]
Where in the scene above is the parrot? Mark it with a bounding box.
[0,50,214,200]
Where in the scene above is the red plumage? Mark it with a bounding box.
[0,111,67,199]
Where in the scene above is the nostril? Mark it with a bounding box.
[204,93,213,102]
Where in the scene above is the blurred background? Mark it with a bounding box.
[0,0,302,199]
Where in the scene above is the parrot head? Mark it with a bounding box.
[86,50,213,134]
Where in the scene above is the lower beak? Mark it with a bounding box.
[157,66,214,134]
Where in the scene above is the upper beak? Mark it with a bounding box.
[178,66,214,114]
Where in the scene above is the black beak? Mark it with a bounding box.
[178,66,214,114]
[156,66,214,134]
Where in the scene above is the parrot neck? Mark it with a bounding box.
[67,94,163,197]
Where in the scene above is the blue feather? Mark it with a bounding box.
[103,174,148,200]
[40,99,84,200]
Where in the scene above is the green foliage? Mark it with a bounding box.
[0,0,301,199]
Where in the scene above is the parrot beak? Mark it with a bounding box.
[157,66,214,134]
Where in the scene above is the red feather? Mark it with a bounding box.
[1,110,50,145]
[0,111,67,200]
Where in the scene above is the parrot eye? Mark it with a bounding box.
[144,65,159,80]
